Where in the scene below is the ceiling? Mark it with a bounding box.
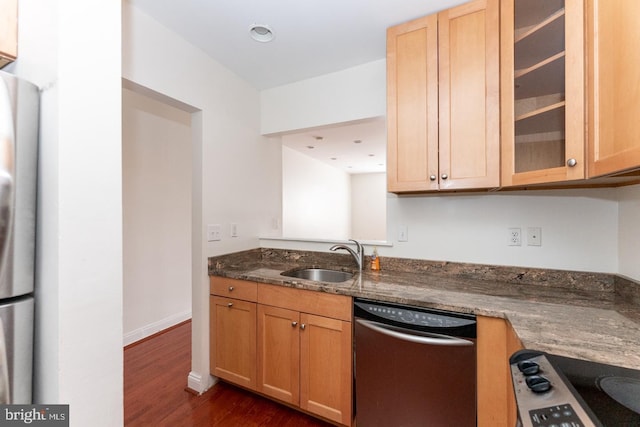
[281,117,387,174]
[127,0,467,173]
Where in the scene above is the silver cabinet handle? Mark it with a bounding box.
[429,175,437,181]
[227,302,233,308]
[300,324,306,330]
[292,321,298,327]
[356,319,473,347]
[441,173,448,180]
[567,158,577,167]
[228,286,234,291]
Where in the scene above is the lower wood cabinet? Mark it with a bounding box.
[299,312,352,423]
[209,295,257,389]
[209,276,258,389]
[257,304,300,404]
[210,277,353,426]
[477,315,523,427]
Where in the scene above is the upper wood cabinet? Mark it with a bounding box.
[587,0,640,177]
[501,0,585,186]
[0,0,18,68]
[387,0,500,193]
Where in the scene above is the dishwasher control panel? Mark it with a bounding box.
[354,299,476,336]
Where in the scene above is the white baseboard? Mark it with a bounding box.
[187,371,217,395]
[123,310,192,346]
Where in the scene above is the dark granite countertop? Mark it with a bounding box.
[208,248,640,371]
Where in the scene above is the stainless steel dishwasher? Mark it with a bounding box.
[354,298,476,427]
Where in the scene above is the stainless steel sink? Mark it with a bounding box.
[281,268,354,283]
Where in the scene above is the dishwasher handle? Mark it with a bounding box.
[356,319,474,347]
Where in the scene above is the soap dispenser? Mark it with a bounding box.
[371,247,380,271]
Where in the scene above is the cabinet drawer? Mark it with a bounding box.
[210,276,258,302]
[258,284,352,322]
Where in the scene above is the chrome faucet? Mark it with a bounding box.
[330,239,364,272]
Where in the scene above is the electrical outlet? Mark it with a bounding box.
[527,227,542,246]
[508,228,521,246]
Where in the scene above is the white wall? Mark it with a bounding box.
[7,0,123,425]
[385,189,618,272]
[122,88,192,345]
[618,184,640,280]
[260,60,637,278]
[351,173,387,241]
[123,2,282,393]
[282,146,351,239]
[260,59,386,135]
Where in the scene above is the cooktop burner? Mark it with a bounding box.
[598,376,640,414]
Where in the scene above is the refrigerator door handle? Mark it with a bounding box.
[0,317,10,403]
[0,78,15,278]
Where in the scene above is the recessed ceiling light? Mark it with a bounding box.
[368,154,375,157]
[314,136,324,141]
[249,24,274,43]
[353,140,362,144]
[306,145,315,149]
[330,157,337,160]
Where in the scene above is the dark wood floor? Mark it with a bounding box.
[124,320,332,426]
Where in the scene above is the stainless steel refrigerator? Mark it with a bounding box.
[0,70,38,404]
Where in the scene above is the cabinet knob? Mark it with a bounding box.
[300,324,306,330]
[429,175,437,181]
[567,158,577,167]
[228,286,234,291]
[227,302,233,308]
[441,173,448,180]
[292,321,298,327]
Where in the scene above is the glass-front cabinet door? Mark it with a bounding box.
[501,0,585,186]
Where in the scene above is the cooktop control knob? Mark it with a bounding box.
[525,375,552,393]
[517,360,540,375]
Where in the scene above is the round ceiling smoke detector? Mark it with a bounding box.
[249,24,274,42]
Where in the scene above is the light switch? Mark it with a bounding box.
[398,225,408,242]
[207,224,222,241]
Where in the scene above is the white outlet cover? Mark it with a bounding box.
[527,227,542,246]
[508,228,521,246]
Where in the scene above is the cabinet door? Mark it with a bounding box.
[387,14,439,192]
[209,296,257,390]
[257,304,300,405]
[0,0,17,68]
[299,313,352,426]
[501,0,585,186]
[438,0,500,190]
[477,316,523,427]
[587,0,640,177]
